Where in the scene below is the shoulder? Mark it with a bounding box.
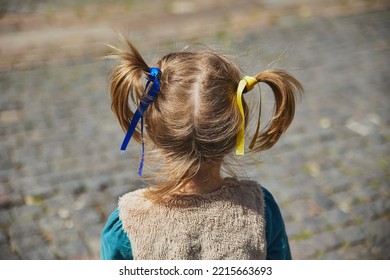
[226,177,264,198]
[232,177,267,198]
[260,186,286,231]
[100,208,133,260]
[232,179,281,218]
[260,186,292,260]
[118,188,152,215]
[118,187,158,239]
[259,186,283,229]
[261,187,279,211]
[224,177,265,210]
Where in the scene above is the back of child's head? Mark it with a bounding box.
[109,38,303,202]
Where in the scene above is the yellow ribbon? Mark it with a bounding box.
[236,76,258,155]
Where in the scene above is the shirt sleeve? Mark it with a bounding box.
[262,187,292,260]
[100,208,133,260]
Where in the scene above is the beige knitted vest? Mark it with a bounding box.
[118,177,266,260]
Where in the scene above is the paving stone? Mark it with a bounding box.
[20,162,51,178]
[283,199,321,221]
[55,180,85,196]
[0,192,23,209]
[324,208,353,227]
[0,209,12,226]
[59,242,90,259]
[11,204,45,222]
[302,216,330,234]
[9,176,38,193]
[365,218,390,241]
[76,191,108,208]
[52,235,90,260]
[0,169,16,185]
[0,245,20,260]
[0,181,11,194]
[9,220,40,239]
[321,168,351,194]
[71,208,102,228]
[0,229,7,244]
[10,234,52,259]
[320,250,343,260]
[330,190,358,210]
[370,234,390,260]
[338,224,369,246]
[113,174,144,190]
[38,214,68,232]
[106,185,132,199]
[370,199,390,219]
[83,176,112,192]
[350,203,379,221]
[312,192,336,211]
[337,244,372,260]
[276,185,310,203]
[353,186,382,203]
[49,228,83,247]
[289,239,317,260]
[20,246,56,260]
[21,184,56,199]
[83,224,104,258]
[310,231,345,253]
[101,201,118,218]
[285,221,302,238]
[44,194,76,214]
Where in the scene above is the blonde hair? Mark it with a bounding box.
[109,38,303,203]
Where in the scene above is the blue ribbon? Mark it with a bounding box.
[120,67,161,176]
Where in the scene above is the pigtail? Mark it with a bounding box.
[250,69,303,151]
[109,37,150,142]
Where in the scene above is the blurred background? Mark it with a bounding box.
[0,0,389,259]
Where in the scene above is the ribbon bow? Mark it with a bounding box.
[120,67,161,176]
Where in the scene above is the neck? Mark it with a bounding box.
[178,162,223,194]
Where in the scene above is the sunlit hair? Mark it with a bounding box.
[108,37,303,203]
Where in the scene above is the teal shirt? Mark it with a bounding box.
[100,187,291,260]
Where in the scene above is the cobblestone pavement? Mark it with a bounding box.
[0,1,389,259]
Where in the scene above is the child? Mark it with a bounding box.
[100,38,303,260]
